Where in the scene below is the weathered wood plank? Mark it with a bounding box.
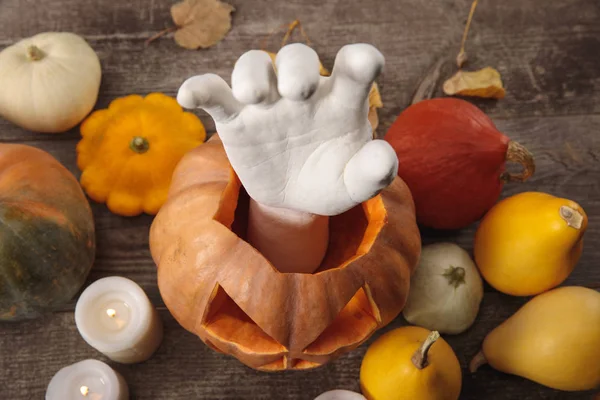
[0,294,595,399]
[1,0,599,124]
[0,0,599,398]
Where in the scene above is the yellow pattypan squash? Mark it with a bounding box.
[77,93,206,216]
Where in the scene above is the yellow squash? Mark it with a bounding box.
[474,192,587,296]
[360,326,462,400]
[77,93,206,216]
[471,286,600,391]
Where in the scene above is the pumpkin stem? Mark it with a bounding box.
[130,136,150,154]
[469,350,488,373]
[443,266,466,288]
[411,331,440,369]
[560,206,584,229]
[26,45,45,61]
[500,141,535,183]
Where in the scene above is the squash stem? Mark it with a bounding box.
[560,206,584,229]
[469,350,488,373]
[411,331,440,369]
[501,141,535,183]
[130,136,150,154]
[27,45,45,61]
[443,266,466,288]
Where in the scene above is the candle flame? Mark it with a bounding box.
[80,386,89,396]
[106,308,117,318]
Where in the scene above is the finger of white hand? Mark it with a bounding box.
[343,140,398,204]
[328,44,384,108]
[231,50,279,105]
[177,74,243,122]
[275,43,321,101]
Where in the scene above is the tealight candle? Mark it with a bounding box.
[46,359,128,400]
[75,276,163,364]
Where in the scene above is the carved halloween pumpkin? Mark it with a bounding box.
[150,136,420,370]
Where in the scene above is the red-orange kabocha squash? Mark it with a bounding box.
[150,136,421,370]
[0,144,95,321]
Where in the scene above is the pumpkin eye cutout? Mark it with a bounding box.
[303,285,380,356]
[202,283,285,362]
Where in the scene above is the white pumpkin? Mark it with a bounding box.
[314,390,367,400]
[402,242,484,334]
[0,32,101,133]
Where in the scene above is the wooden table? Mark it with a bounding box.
[1,0,599,398]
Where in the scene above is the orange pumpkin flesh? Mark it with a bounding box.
[150,136,420,370]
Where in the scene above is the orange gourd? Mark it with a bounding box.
[150,136,421,370]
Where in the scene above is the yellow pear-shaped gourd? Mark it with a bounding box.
[470,286,600,391]
[360,327,462,400]
[474,192,587,296]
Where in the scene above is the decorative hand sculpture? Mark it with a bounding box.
[177,43,398,217]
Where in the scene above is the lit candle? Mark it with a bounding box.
[75,276,163,364]
[45,359,128,400]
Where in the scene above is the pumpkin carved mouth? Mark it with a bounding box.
[150,136,420,370]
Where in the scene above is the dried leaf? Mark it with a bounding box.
[171,0,234,50]
[443,67,506,99]
[267,51,382,135]
[368,82,383,135]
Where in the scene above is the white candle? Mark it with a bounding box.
[46,359,128,400]
[75,276,163,364]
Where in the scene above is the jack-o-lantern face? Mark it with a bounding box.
[150,136,421,370]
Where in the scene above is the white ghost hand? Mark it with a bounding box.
[177,43,398,216]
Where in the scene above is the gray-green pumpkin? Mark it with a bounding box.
[0,144,95,321]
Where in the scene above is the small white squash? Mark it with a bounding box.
[0,32,101,133]
[314,390,367,400]
[403,242,484,334]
